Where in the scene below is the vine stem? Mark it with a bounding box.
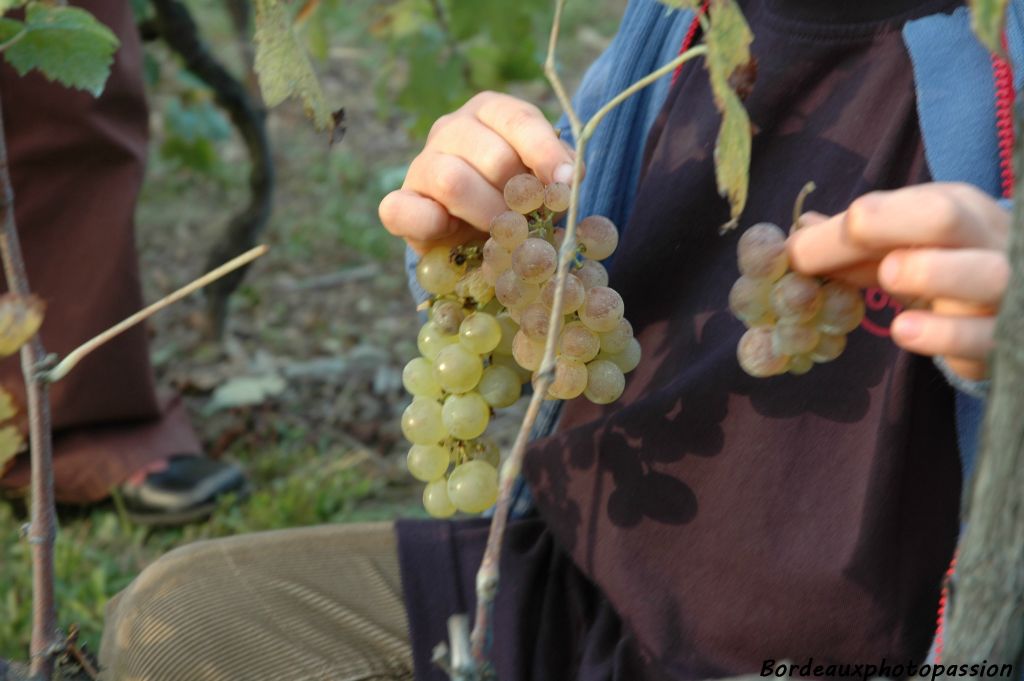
[44,244,268,383]
[0,92,58,681]
[465,0,708,668]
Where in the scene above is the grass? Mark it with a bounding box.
[0,0,623,661]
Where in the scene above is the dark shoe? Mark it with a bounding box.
[119,455,248,526]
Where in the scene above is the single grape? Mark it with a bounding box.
[506,305,524,324]
[737,327,789,377]
[552,227,567,252]
[729,276,774,326]
[512,330,545,371]
[454,267,494,307]
[403,357,442,398]
[407,444,449,482]
[417,322,458,361]
[416,247,461,295]
[480,260,501,286]
[577,215,619,261]
[478,364,522,408]
[491,353,533,384]
[584,359,626,404]
[459,312,502,354]
[434,344,484,394]
[520,303,563,342]
[543,357,588,400]
[580,286,625,333]
[473,437,501,468]
[423,478,457,518]
[771,273,823,322]
[489,210,529,250]
[737,222,788,281]
[401,398,446,445]
[430,300,465,336]
[816,281,865,335]
[442,392,490,440]
[495,270,540,308]
[512,238,557,284]
[598,318,633,355]
[575,259,609,290]
[447,460,499,514]
[483,238,512,273]
[788,354,814,375]
[772,320,820,356]
[540,274,585,314]
[504,174,545,214]
[810,332,847,363]
[493,314,518,355]
[599,336,641,373]
[544,182,571,212]
[560,321,601,362]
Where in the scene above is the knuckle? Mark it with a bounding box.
[928,190,966,241]
[427,113,453,142]
[503,104,543,137]
[432,158,469,203]
[844,194,880,244]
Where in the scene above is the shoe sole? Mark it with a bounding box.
[125,480,252,527]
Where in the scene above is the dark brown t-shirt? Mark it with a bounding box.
[398,1,965,679]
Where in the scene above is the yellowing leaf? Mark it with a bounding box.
[253,0,332,130]
[970,0,1010,55]
[714,89,751,232]
[704,0,753,228]
[0,425,24,477]
[656,0,704,9]
[0,387,17,422]
[0,294,43,357]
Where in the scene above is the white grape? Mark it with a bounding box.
[401,398,446,445]
[434,344,484,394]
[407,444,449,482]
[478,364,522,408]
[459,312,502,355]
[403,357,442,398]
[584,359,626,404]
[447,460,499,514]
[423,478,457,518]
[442,392,490,440]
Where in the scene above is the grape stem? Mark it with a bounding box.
[461,1,709,673]
[41,245,268,384]
[790,181,817,233]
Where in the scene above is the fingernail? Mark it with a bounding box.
[892,313,922,341]
[879,253,903,285]
[553,163,574,185]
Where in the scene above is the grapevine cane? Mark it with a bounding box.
[0,91,59,681]
[464,0,709,668]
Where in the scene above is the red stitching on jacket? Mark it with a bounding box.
[671,1,710,86]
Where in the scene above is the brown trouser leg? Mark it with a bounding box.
[0,0,200,503]
[99,523,414,681]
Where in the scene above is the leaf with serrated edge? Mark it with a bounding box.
[970,0,1009,55]
[0,294,43,357]
[2,6,119,97]
[714,89,751,232]
[0,424,24,477]
[253,0,332,130]
[705,0,753,227]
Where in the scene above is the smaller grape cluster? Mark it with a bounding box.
[730,222,864,377]
[402,173,640,517]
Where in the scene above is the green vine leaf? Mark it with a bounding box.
[704,0,753,230]
[969,0,1010,55]
[0,6,119,97]
[253,0,332,130]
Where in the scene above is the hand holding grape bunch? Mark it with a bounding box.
[381,93,639,517]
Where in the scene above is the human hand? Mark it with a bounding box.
[787,183,1010,381]
[378,92,578,255]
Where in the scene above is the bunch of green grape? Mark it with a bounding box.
[730,222,865,377]
[403,173,640,518]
